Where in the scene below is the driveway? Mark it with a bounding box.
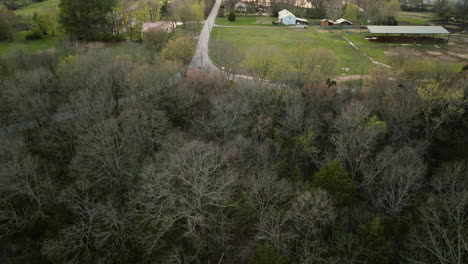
[188,0,222,72]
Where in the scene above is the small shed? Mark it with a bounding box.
[142,21,176,34]
[235,2,247,12]
[320,19,334,26]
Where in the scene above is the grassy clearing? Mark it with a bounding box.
[211,26,374,75]
[211,25,466,75]
[0,31,62,56]
[397,11,440,25]
[215,17,277,26]
[14,0,59,17]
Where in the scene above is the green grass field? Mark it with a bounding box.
[14,0,59,17]
[211,25,467,75]
[215,17,277,26]
[0,0,61,56]
[211,26,374,75]
[0,31,62,56]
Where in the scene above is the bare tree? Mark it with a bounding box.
[331,102,386,179]
[324,0,344,19]
[0,137,55,238]
[406,160,468,264]
[70,118,138,190]
[361,146,426,216]
[43,188,128,263]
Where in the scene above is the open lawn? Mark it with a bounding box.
[397,11,440,25]
[215,17,277,26]
[211,26,467,75]
[211,26,374,75]
[14,0,59,17]
[0,31,62,56]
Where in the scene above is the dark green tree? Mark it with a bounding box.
[312,161,356,207]
[357,218,389,264]
[0,8,16,42]
[228,11,236,22]
[251,243,286,264]
[160,0,169,18]
[58,0,118,40]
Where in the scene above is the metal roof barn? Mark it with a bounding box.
[367,26,450,35]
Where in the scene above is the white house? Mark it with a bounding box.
[235,2,247,12]
[278,9,308,25]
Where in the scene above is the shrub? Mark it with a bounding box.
[0,8,16,41]
[142,29,169,52]
[251,243,286,264]
[160,36,195,64]
[312,161,356,207]
[228,11,236,22]
[25,29,45,40]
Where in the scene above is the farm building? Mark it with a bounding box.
[142,21,176,34]
[321,18,353,26]
[366,26,451,43]
[278,9,308,25]
[335,18,353,25]
[235,2,247,12]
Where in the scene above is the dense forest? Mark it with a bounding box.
[1,0,468,263]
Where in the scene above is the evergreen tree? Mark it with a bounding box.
[58,0,118,40]
[228,11,236,22]
[160,0,169,18]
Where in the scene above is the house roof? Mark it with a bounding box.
[367,26,450,34]
[296,18,308,22]
[142,21,176,32]
[335,18,352,24]
[278,9,295,19]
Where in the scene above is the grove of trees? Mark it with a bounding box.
[1,0,468,263]
[0,30,467,263]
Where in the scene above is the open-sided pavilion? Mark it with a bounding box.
[366,26,451,42]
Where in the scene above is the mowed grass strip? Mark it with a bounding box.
[215,17,277,26]
[211,27,374,74]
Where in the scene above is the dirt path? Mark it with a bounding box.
[342,36,391,68]
[332,75,370,82]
